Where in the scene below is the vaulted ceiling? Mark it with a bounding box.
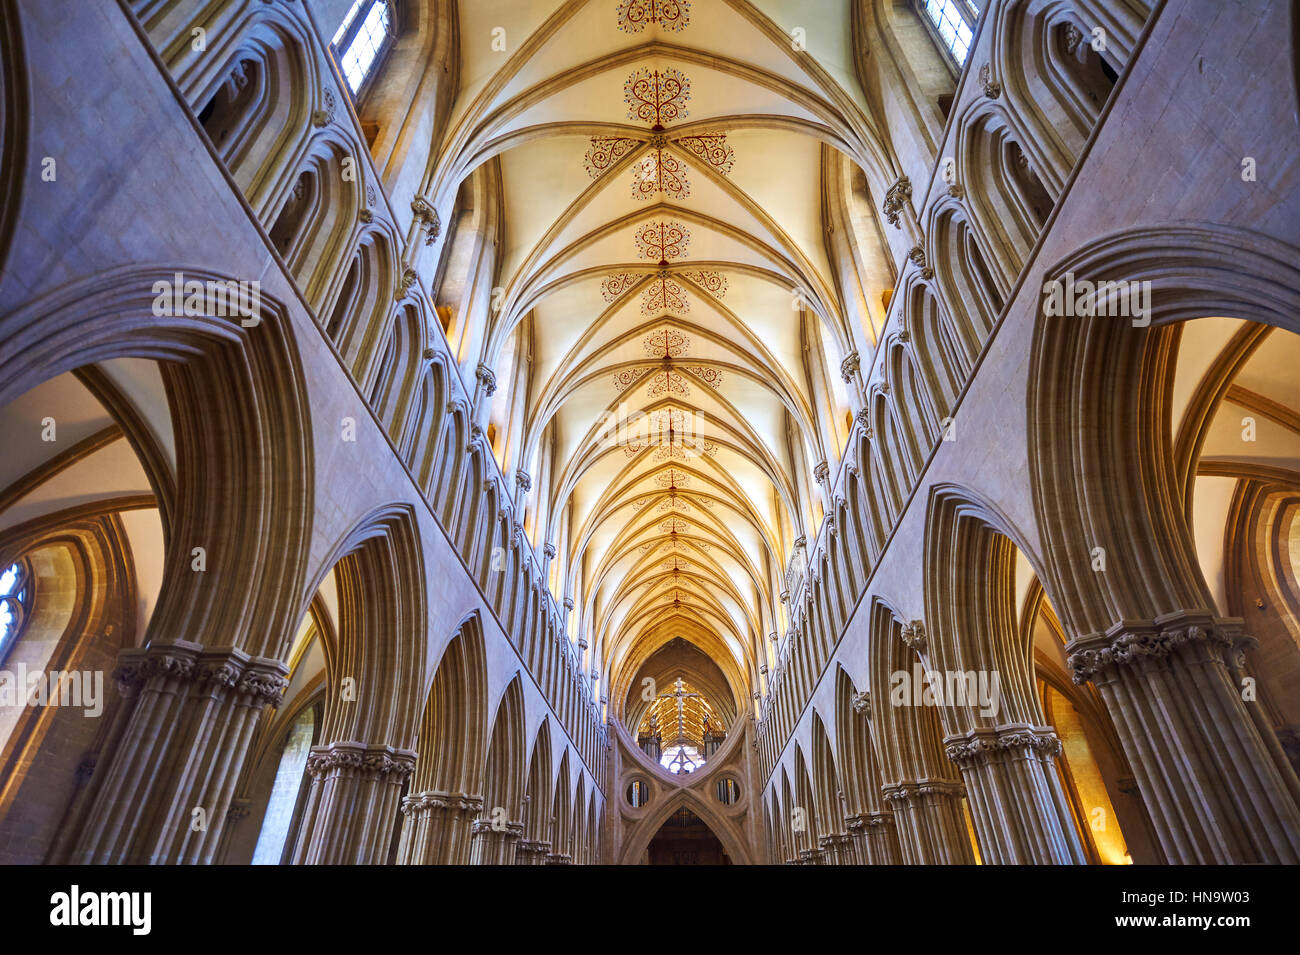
[430,0,893,726]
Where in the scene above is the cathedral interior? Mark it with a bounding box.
[0,0,1298,872]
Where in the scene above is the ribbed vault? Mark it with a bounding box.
[429,0,893,736]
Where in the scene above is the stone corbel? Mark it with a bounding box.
[881,175,911,228]
[907,244,935,280]
[977,63,1001,98]
[839,350,861,384]
[396,267,418,300]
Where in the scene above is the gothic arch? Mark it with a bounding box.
[615,786,753,866]
[470,675,527,863]
[0,513,137,863]
[289,503,426,864]
[517,717,554,863]
[0,266,313,865]
[189,14,313,202]
[921,483,1085,863]
[394,612,490,865]
[1028,224,1300,634]
[0,0,26,279]
[866,598,974,865]
[1027,223,1300,863]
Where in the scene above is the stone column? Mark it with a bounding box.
[395,789,484,865]
[473,362,496,426]
[1069,612,1300,863]
[546,849,573,865]
[66,641,287,864]
[945,725,1086,864]
[882,780,974,864]
[860,811,902,864]
[468,819,524,865]
[290,742,416,864]
[514,838,551,865]
[844,813,869,864]
[818,832,853,865]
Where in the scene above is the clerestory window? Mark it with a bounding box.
[331,0,395,95]
[916,0,980,66]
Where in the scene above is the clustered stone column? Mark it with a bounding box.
[845,811,901,864]
[843,690,903,864]
[468,818,525,864]
[944,725,1085,864]
[290,742,416,864]
[794,846,824,865]
[65,640,287,864]
[817,832,853,864]
[881,780,974,864]
[1069,611,1300,863]
[514,838,552,864]
[395,789,484,865]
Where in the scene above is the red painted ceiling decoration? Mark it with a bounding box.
[616,0,692,33]
[679,269,728,298]
[601,272,641,302]
[640,272,691,314]
[655,468,691,488]
[643,326,689,358]
[613,324,724,400]
[621,405,719,461]
[583,135,641,179]
[632,141,691,200]
[602,267,727,315]
[635,219,690,264]
[625,67,691,129]
[640,535,711,555]
[674,133,736,176]
[583,67,734,200]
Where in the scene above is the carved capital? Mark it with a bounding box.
[944,725,1063,766]
[401,789,485,816]
[410,196,441,245]
[308,742,418,782]
[1067,612,1244,684]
